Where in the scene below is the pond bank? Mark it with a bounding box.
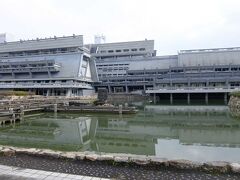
[0,146,240,176]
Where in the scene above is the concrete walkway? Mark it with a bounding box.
[0,164,109,180]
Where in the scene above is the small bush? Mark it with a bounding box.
[230,91,240,97]
[0,90,33,96]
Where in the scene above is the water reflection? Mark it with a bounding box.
[0,105,240,162]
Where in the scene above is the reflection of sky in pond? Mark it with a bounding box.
[156,139,240,163]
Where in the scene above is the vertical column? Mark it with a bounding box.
[46,89,50,96]
[153,93,156,104]
[187,93,190,105]
[54,104,57,113]
[224,93,228,105]
[119,104,122,114]
[9,108,14,123]
[205,93,208,105]
[20,105,24,121]
[170,93,173,105]
[66,88,72,97]
[125,85,129,93]
[108,85,112,93]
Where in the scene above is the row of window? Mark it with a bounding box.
[99,74,125,77]
[0,48,78,58]
[0,63,54,69]
[96,63,129,67]
[0,80,87,84]
[98,67,129,71]
[98,48,146,54]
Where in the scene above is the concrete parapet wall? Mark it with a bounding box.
[107,93,147,103]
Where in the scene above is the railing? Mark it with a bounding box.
[0,61,61,74]
[147,86,240,91]
[0,82,92,88]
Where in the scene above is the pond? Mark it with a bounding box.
[0,105,240,163]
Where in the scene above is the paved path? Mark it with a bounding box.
[0,154,240,180]
[0,164,109,180]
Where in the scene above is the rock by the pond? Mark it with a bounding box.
[85,154,100,161]
[97,154,114,161]
[2,149,15,157]
[203,161,230,173]
[40,150,62,158]
[149,156,169,166]
[230,163,240,173]
[62,152,77,159]
[130,155,149,165]
[114,156,129,163]
[168,160,202,169]
[75,153,85,160]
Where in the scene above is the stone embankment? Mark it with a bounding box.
[0,146,240,174]
[228,95,240,117]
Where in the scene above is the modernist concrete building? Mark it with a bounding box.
[0,35,98,96]
[1,34,240,101]
[92,41,240,104]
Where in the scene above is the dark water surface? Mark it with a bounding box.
[0,105,240,163]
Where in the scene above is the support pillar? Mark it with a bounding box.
[108,86,112,93]
[125,86,129,93]
[153,93,156,104]
[224,93,228,105]
[187,93,190,105]
[119,104,122,114]
[205,93,208,105]
[170,93,173,105]
[46,89,50,96]
[54,104,57,113]
[66,89,72,97]
[20,105,24,121]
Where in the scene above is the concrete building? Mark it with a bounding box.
[1,34,240,101]
[0,35,98,96]
[92,41,240,104]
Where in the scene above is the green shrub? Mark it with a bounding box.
[230,91,240,97]
[0,90,34,96]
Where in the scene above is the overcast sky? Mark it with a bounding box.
[1,0,240,55]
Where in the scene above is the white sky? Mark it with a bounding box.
[1,0,240,55]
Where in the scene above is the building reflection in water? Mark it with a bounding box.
[0,105,240,162]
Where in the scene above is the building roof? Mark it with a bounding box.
[0,35,83,53]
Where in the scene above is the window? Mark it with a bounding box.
[123,49,129,52]
[131,48,137,51]
[116,50,122,52]
[231,67,238,71]
[100,50,106,53]
[108,50,114,53]
[139,48,146,51]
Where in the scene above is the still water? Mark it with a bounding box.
[0,105,240,163]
